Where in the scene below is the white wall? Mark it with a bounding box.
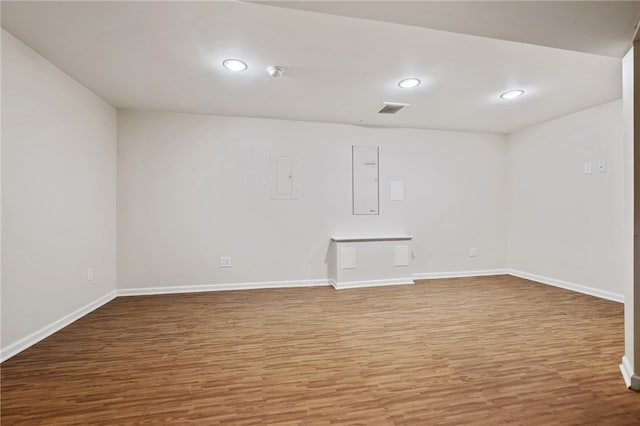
[117,110,507,290]
[622,47,635,377]
[507,100,625,299]
[1,30,117,357]
[1,25,627,364]
[622,46,639,388]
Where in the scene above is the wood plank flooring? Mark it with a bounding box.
[2,275,639,425]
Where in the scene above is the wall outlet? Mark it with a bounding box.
[583,162,592,175]
[469,248,478,257]
[87,268,93,281]
[219,256,232,268]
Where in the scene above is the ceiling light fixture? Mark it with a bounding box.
[222,59,247,72]
[500,89,525,100]
[398,78,421,89]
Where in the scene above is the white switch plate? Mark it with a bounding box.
[583,162,592,175]
[87,268,93,281]
[469,248,478,257]
[220,256,232,268]
[390,180,404,201]
[596,160,607,173]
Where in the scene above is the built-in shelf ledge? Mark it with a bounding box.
[330,236,413,243]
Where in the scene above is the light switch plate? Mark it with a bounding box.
[596,160,607,173]
[390,180,404,201]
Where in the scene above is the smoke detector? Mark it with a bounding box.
[267,66,284,78]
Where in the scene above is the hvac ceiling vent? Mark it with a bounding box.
[378,102,409,114]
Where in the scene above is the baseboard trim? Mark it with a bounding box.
[332,277,414,290]
[620,355,634,388]
[0,290,117,363]
[117,279,331,297]
[1,268,626,362]
[620,355,640,390]
[412,269,509,280]
[507,269,624,303]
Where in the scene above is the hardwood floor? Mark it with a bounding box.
[2,275,639,425]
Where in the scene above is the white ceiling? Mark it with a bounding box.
[1,1,636,134]
[257,1,640,58]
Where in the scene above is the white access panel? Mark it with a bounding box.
[352,145,379,215]
[270,153,297,199]
[276,157,293,195]
[394,245,410,266]
[339,247,356,269]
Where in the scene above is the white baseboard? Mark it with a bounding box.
[412,269,509,280]
[332,277,414,290]
[620,355,634,388]
[0,290,117,363]
[1,269,627,362]
[507,269,624,303]
[620,355,640,390]
[117,279,331,297]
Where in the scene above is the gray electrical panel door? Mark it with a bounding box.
[352,145,379,215]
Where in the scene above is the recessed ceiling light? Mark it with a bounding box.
[222,59,247,72]
[398,78,421,89]
[500,89,525,100]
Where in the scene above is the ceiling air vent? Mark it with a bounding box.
[378,102,409,114]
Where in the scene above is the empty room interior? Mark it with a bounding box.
[3,0,640,424]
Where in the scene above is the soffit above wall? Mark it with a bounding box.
[255,1,640,58]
